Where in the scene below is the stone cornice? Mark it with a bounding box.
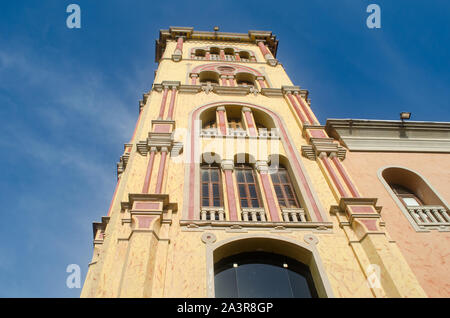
[156,27,278,62]
[326,119,450,153]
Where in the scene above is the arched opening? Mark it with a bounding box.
[235,72,256,87]
[379,166,450,230]
[209,47,220,60]
[239,51,250,61]
[195,49,206,58]
[199,71,219,85]
[208,236,333,298]
[215,251,318,298]
[224,48,235,61]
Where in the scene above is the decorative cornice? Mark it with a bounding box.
[156,27,278,62]
[326,119,450,153]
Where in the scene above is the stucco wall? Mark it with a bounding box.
[343,152,450,297]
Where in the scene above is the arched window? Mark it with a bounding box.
[199,71,219,85]
[380,166,450,231]
[235,164,262,208]
[194,49,206,58]
[236,72,255,87]
[271,166,301,209]
[239,51,250,61]
[201,164,223,209]
[202,120,217,129]
[214,252,318,298]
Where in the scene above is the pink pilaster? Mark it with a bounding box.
[158,87,169,119]
[294,93,316,125]
[222,163,238,221]
[235,53,241,61]
[141,149,156,193]
[174,37,184,54]
[243,108,257,137]
[155,149,168,194]
[331,156,360,198]
[287,92,308,124]
[257,79,266,89]
[257,162,280,222]
[217,107,227,135]
[321,155,349,198]
[166,87,177,120]
[219,49,225,60]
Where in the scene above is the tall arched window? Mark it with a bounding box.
[270,166,301,208]
[235,164,262,208]
[201,164,223,208]
[214,252,318,298]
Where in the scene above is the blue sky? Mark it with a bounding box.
[0,0,449,297]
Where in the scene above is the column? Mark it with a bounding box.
[228,76,235,87]
[257,41,277,66]
[166,87,177,120]
[219,48,225,60]
[205,51,210,60]
[286,91,309,124]
[190,74,198,85]
[216,106,227,136]
[331,155,361,198]
[319,152,349,198]
[256,161,280,222]
[294,92,317,125]
[172,36,184,61]
[220,75,228,86]
[158,86,169,119]
[141,147,157,193]
[256,76,267,88]
[221,160,238,221]
[235,52,241,61]
[155,147,168,194]
[242,107,257,137]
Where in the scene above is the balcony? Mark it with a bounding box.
[241,208,267,222]
[200,207,225,221]
[407,205,450,229]
[281,208,307,222]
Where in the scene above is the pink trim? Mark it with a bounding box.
[205,52,210,60]
[351,206,374,213]
[260,173,280,222]
[221,77,228,86]
[155,151,167,194]
[332,157,361,198]
[224,170,238,221]
[235,53,241,61]
[135,202,160,210]
[158,87,169,119]
[257,41,270,56]
[175,37,183,53]
[294,94,316,125]
[309,130,327,138]
[228,78,235,87]
[135,216,156,229]
[258,79,266,89]
[360,219,378,231]
[142,151,156,193]
[219,49,225,60]
[217,109,227,135]
[321,156,349,197]
[167,87,177,119]
[287,93,308,124]
[187,102,325,222]
[244,111,257,137]
[153,124,171,133]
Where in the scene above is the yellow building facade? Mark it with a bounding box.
[81,27,430,298]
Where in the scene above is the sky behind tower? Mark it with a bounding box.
[0,0,449,297]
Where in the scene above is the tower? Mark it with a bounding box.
[81,27,429,298]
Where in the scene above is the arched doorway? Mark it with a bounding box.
[214,251,318,298]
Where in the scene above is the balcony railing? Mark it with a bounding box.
[258,129,279,139]
[200,207,225,221]
[241,208,267,222]
[281,208,307,222]
[200,128,219,137]
[407,205,450,227]
[227,129,248,138]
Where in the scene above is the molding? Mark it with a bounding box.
[156,28,278,63]
[260,88,283,97]
[213,86,250,95]
[326,119,450,153]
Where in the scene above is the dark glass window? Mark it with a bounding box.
[201,165,223,207]
[270,166,300,208]
[214,252,318,298]
[235,165,262,208]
